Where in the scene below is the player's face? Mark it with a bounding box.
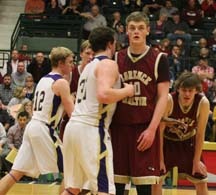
[127,21,149,45]
[63,55,74,74]
[178,87,197,106]
[80,47,94,65]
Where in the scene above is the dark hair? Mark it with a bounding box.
[174,71,202,92]
[88,27,115,52]
[17,111,29,119]
[3,73,11,78]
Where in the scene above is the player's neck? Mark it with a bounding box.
[94,51,110,59]
[129,44,148,55]
[51,68,62,75]
[178,98,194,113]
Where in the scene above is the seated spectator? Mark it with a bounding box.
[115,24,128,51]
[62,0,82,17]
[168,45,186,81]
[83,0,100,12]
[25,0,45,14]
[0,111,29,173]
[81,5,107,39]
[27,52,51,84]
[192,57,214,95]
[154,38,171,55]
[18,101,33,120]
[201,0,216,17]
[160,0,178,19]
[123,0,143,13]
[164,10,192,49]
[142,0,163,15]
[191,37,208,58]
[6,50,19,75]
[208,27,216,58]
[181,0,203,28]
[0,74,15,106]
[150,12,168,40]
[24,75,35,101]
[8,87,30,107]
[108,11,123,30]
[11,61,32,88]
[0,100,13,132]
[18,44,31,67]
[44,0,62,17]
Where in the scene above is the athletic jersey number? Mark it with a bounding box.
[34,91,45,111]
[77,79,87,103]
[134,81,141,95]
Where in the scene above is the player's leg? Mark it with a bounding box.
[136,184,151,195]
[152,181,163,195]
[194,182,208,195]
[0,169,24,194]
[115,183,126,195]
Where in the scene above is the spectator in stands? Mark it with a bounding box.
[82,5,107,39]
[153,38,171,55]
[160,0,178,19]
[44,0,62,17]
[24,0,45,14]
[24,75,35,101]
[8,87,30,107]
[150,11,168,40]
[0,111,29,173]
[82,0,100,12]
[6,50,19,75]
[0,99,13,132]
[192,57,214,95]
[0,74,15,106]
[201,0,216,17]
[123,0,143,13]
[18,101,33,120]
[108,11,123,30]
[27,52,51,83]
[181,0,203,29]
[18,44,31,67]
[142,0,164,15]
[168,45,186,81]
[115,23,128,51]
[208,27,216,58]
[62,0,82,16]
[164,10,192,49]
[191,37,208,58]
[11,61,32,88]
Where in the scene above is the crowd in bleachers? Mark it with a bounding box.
[1,0,216,178]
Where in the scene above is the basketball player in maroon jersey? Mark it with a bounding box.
[59,40,94,141]
[110,11,170,195]
[152,72,209,195]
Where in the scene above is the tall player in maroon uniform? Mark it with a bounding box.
[59,40,94,140]
[110,11,170,195]
[153,72,209,195]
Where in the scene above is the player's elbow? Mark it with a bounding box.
[97,92,112,104]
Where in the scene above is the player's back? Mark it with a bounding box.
[32,73,64,128]
[71,56,120,129]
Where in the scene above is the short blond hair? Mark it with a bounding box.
[49,47,74,67]
[126,11,150,26]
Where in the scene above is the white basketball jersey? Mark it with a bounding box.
[32,73,64,128]
[71,56,121,129]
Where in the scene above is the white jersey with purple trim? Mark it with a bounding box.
[71,56,121,129]
[32,73,64,128]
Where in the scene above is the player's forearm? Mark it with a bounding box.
[97,87,131,104]
[193,130,205,163]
